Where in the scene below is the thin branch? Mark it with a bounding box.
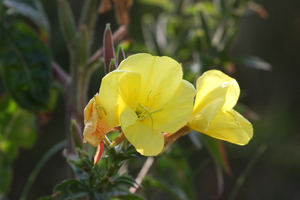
[129,157,155,194]
[52,61,71,86]
[87,25,128,66]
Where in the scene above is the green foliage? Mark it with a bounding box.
[151,150,195,200]
[54,179,90,199]
[0,95,37,195]
[52,149,141,200]
[3,0,50,36]
[0,21,52,112]
[201,134,231,174]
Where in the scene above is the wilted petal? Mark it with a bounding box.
[83,118,112,147]
[83,94,113,147]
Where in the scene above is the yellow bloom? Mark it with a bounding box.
[83,94,113,147]
[188,70,253,145]
[99,54,196,156]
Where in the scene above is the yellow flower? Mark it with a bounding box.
[99,54,196,156]
[188,70,253,145]
[83,94,113,147]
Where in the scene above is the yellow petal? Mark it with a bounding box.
[118,53,183,108]
[124,124,164,156]
[99,70,141,127]
[149,80,196,133]
[84,97,94,124]
[120,106,164,156]
[120,106,138,130]
[189,80,229,132]
[194,70,240,111]
[202,109,253,145]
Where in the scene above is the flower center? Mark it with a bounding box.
[135,103,163,128]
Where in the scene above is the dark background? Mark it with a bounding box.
[7,0,300,199]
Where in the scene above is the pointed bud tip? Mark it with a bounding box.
[105,23,111,30]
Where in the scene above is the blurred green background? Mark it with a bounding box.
[2,0,300,199]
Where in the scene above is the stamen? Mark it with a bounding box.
[94,96,107,119]
[136,103,163,128]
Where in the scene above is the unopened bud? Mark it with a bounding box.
[108,58,117,73]
[70,119,83,148]
[109,132,125,148]
[58,0,76,44]
[94,141,104,166]
[117,45,126,67]
[76,25,89,68]
[103,23,115,74]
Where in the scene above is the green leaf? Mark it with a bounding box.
[234,56,272,71]
[67,156,90,181]
[93,190,110,200]
[112,175,139,188]
[109,189,145,200]
[0,95,37,160]
[145,176,189,200]
[201,134,231,174]
[155,153,195,200]
[54,179,90,199]
[0,22,52,112]
[3,0,50,37]
[138,0,174,11]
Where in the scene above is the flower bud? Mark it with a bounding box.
[108,58,116,73]
[70,119,83,148]
[57,0,76,44]
[117,45,125,67]
[76,25,89,68]
[109,132,125,148]
[103,23,115,74]
[94,141,104,166]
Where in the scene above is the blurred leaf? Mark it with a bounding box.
[57,0,76,44]
[68,160,89,181]
[109,188,145,200]
[3,0,50,38]
[111,194,145,200]
[155,153,195,200]
[0,22,52,112]
[93,190,110,200]
[145,176,189,200]
[0,156,12,195]
[234,56,272,71]
[0,95,36,160]
[199,12,212,49]
[36,196,53,200]
[201,134,231,174]
[138,0,174,11]
[53,179,90,199]
[185,2,217,16]
[112,175,139,188]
